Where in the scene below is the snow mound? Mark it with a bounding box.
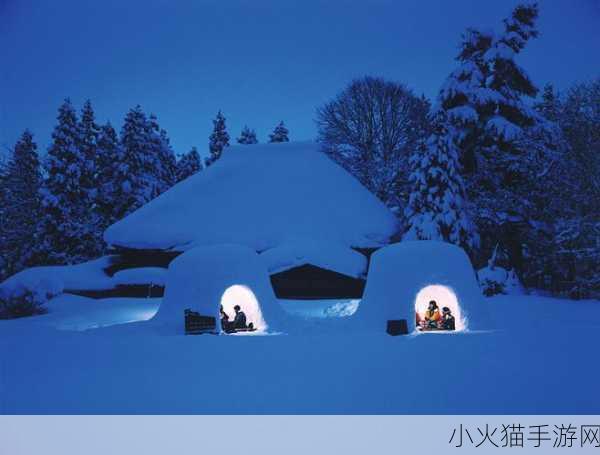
[104,141,399,252]
[353,241,488,332]
[260,237,368,278]
[152,244,286,334]
[0,257,115,300]
[112,267,167,286]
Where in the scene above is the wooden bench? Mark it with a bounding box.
[184,309,216,335]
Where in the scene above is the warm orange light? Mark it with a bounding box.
[415,284,466,331]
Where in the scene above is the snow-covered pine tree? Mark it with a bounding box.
[206,111,229,167]
[119,105,156,213]
[438,3,542,172]
[36,99,101,264]
[268,121,289,143]
[237,126,258,144]
[176,147,203,182]
[404,110,478,253]
[79,100,100,181]
[78,100,105,248]
[96,121,129,226]
[437,3,551,272]
[147,113,177,197]
[115,107,177,217]
[0,131,42,278]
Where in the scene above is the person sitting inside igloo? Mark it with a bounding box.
[418,300,456,331]
[220,304,254,333]
[421,300,441,330]
[220,305,232,331]
[440,306,456,331]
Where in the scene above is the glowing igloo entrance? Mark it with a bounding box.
[220,285,267,333]
[415,285,466,332]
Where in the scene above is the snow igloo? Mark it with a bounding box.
[152,244,284,334]
[354,241,487,333]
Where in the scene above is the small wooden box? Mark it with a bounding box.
[387,319,408,336]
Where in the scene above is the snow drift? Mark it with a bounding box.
[353,241,488,332]
[152,244,285,334]
[0,256,115,300]
[104,141,399,252]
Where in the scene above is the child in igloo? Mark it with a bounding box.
[417,300,456,331]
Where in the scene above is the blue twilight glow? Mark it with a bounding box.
[1,0,599,157]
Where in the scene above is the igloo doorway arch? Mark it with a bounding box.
[220,284,267,332]
[415,284,466,332]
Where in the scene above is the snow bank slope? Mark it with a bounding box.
[0,257,115,299]
[355,241,488,331]
[104,141,399,252]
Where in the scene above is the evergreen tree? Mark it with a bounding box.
[436,3,549,272]
[115,107,178,218]
[268,121,289,143]
[119,105,156,213]
[404,111,478,252]
[438,3,541,173]
[237,126,258,144]
[206,111,229,166]
[96,121,129,225]
[147,113,177,196]
[535,83,561,122]
[176,147,203,182]
[78,100,104,245]
[36,99,101,264]
[79,99,100,179]
[0,131,42,278]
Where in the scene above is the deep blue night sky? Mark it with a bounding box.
[1,0,599,158]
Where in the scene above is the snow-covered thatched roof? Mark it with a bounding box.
[104,142,399,255]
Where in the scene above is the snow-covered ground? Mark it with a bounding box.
[1,293,599,414]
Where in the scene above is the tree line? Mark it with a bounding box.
[317,3,599,298]
[0,102,289,280]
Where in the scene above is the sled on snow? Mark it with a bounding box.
[222,322,256,334]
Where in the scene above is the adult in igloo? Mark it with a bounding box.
[152,244,284,334]
[354,241,488,333]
